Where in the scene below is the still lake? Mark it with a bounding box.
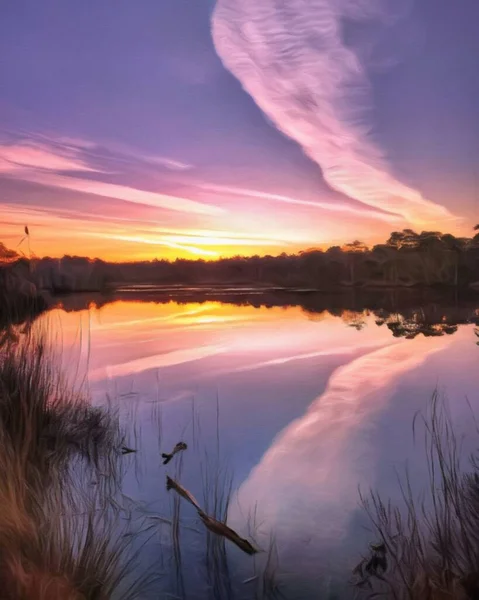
[31,290,479,599]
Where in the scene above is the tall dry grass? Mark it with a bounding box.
[0,331,148,599]
[356,392,479,600]
[0,320,287,599]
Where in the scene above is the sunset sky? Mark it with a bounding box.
[1,0,478,261]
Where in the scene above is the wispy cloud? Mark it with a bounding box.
[93,233,220,257]
[143,156,192,171]
[53,136,100,150]
[211,1,458,228]
[0,133,217,218]
[0,127,407,260]
[0,141,97,173]
[102,141,193,171]
[0,202,290,245]
[198,182,403,223]
[17,171,224,216]
[0,132,193,174]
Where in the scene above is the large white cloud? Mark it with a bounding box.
[211,0,457,227]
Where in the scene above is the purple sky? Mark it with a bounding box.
[1,0,478,260]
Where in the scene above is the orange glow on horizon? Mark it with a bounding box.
[1,174,470,263]
[0,169,408,261]
[18,240,319,263]
[1,211,386,262]
[2,216,330,262]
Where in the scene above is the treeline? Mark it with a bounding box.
[107,227,479,289]
[2,228,479,294]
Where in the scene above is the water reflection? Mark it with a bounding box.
[229,336,453,580]
[5,293,479,598]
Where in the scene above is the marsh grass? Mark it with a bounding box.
[200,424,235,598]
[355,391,479,600]
[0,259,47,333]
[2,335,108,453]
[0,319,284,598]
[0,330,152,599]
[0,470,149,599]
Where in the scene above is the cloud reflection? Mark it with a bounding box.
[229,335,453,572]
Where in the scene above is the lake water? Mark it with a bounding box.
[32,292,479,599]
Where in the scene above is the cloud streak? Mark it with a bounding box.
[9,171,224,217]
[211,0,458,227]
[94,233,220,257]
[0,141,98,173]
[198,182,403,223]
[2,132,192,172]
[0,134,221,219]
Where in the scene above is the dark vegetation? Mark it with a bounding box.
[114,228,479,290]
[0,332,146,599]
[2,228,479,302]
[355,394,479,600]
[96,228,479,290]
[0,248,47,329]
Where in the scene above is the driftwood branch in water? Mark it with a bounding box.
[198,511,258,555]
[165,475,258,555]
[166,475,202,511]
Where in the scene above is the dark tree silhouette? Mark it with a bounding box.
[2,227,479,300]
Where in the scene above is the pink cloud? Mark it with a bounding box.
[10,171,225,217]
[0,142,97,173]
[198,182,404,224]
[212,0,461,229]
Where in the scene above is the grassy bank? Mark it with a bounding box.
[0,265,47,332]
[355,393,479,600]
[0,332,147,599]
[0,330,280,599]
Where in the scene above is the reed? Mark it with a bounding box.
[0,330,149,599]
[355,391,479,600]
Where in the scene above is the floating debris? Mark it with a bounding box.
[352,559,365,579]
[162,441,187,465]
[121,446,136,455]
[353,540,388,588]
[365,552,388,576]
[370,542,386,554]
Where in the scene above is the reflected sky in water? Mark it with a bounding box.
[33,299,479,597]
